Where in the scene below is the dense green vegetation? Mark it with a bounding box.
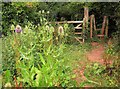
[2,2,120,36]
[0,39,1,88]
[1,2,120,87]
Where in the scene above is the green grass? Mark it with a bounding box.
[62,43,90,70]
[0,38,2,88]
[58,43,93,87]
[84,62,119,87]
[0,38,1,63]
[2,34,118,87]
[61,42,118,87]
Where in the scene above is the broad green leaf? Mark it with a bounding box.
[4,70,11,83]
[39,53,45,65]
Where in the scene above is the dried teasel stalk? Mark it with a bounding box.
[58,26,64,36]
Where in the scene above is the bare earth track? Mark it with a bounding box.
[73,42,106,86]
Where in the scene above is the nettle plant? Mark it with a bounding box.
[2,20,76,87]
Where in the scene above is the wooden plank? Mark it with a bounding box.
[84,7,89,22]
[75,37,81,43]
[74,32,83,35]
[105,17,108,37]
[74,27,82,29]
[49,21,83,24]
[76,24,82,27]
[84,7,89,28]
[75,37,83,43]
[77,37,83,39]
[83,18,85,30]
[101,16,107,35]
[93,15,96,31]
[75,37,84,43]
[82,18,85,42]
[97,34,104,37]
[90,15,93,38]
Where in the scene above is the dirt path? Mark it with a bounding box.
[73,42,105,86]
[87,42,105,65]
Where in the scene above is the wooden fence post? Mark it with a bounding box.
[101,16,107,35]
[90,14,97,39]
[84,7,89,29]
[105,17,108,37]
[93,15,96,31]
[90,15,93,38]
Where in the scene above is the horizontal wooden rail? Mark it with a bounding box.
[49,21,83,24]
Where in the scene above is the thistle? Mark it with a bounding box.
[58,26,64,44]
[15,25,22,33]
[58,26,64,36]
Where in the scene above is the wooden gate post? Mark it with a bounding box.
[105,17,108,37]
[90,15,93,38]
[101,16,107,35]
[84,7,89,29]
[90,14,97,39]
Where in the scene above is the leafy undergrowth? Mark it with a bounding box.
[2,22,76,87]
[2,21,119,87]
[62,43,91,69]
[0,38,2,88]
[84,62,118,87]
[62,42,119,87]
[82,42,119,87]
[61,43,92,86]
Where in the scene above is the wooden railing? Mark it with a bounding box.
[49,21,83,24]
[90,14,108,38]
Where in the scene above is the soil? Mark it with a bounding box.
[87,42,105,65]
[73,42,106,86]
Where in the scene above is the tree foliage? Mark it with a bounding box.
[2,2,120,36]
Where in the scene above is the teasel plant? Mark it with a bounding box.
[10,24,22,78]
